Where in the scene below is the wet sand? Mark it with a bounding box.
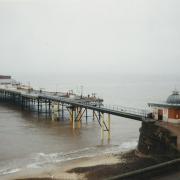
[5,150,174,180]
[5,152,120,180]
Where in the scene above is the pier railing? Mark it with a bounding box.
[102,104,150,118]
[0,86,152,120]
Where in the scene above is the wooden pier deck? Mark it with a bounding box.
[0,85,154,140]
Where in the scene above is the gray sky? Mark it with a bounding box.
[0,0,180,75]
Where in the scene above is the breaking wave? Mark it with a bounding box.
[0,168,21,175]
[0,140,138,176]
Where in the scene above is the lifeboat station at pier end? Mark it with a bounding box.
[149,90,180,124]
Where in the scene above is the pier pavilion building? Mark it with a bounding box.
[0,75,18,85]
[0,75,12,85]
[149,90,180,124]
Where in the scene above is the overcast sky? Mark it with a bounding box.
[0,0,180,75]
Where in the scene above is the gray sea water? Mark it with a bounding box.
[0,73,179,177]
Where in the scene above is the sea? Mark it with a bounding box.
[0,73,179,177]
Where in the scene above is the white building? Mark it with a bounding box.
[149,90,180,124]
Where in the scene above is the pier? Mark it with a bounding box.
[0,84,153,140]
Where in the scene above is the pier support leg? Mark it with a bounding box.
[99,111,101,122]
[74,107,77,121]
[108,114,111,140]
[86,109,88,123]
[73,110,75,129]
[38,99,40,114]
[101,113,104,141]
[40,100,42,112]
[57,102,60,120]
[77,108,82,128]
[51,101,59,121]
[48,100,51,117]
[21,97,24,110]
[45,100,47,113]
[93,110,95,121]
[71,108,75,129]
[28,98,31,111]
[70,109,72,122]
[62,104,64,120]
[44,100,47,118]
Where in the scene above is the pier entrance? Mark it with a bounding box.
[158,109,163,120]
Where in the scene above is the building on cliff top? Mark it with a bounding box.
[148,90,180,124]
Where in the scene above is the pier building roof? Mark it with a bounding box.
[166,90,180,104]
[148,90,180,108]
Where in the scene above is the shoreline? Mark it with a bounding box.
[4,149,175,180]
[4,152,121,180]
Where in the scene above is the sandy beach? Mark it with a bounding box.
[4,152,121,180]
[2,149,171,180]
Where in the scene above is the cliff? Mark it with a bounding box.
[138,121,180,158]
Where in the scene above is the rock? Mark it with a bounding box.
[138,121,180,158]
